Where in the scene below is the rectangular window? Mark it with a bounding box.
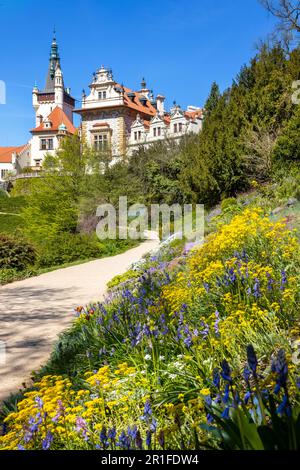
[98,91,107,100]
[134,131,137,141]
[157,127,161,137]
[174,124,177,133]
[40,138,54,151]
[179,123,183,132]
[94,134,108,151]
[138,131,142,140]
[1,169,8,179]
[153,128,156,137]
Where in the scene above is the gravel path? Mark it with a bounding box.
[0,239,159,401]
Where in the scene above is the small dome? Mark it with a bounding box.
[58,123,67,131]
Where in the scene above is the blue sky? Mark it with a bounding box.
[0,0,276,146]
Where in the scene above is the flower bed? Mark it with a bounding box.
[1,208,299,450]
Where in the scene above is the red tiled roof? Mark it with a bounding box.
[122,86,157,117]
[185,110,203,120]
[31,106,76,134]
[0,145,26,163]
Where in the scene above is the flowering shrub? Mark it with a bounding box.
[1,208,300,450]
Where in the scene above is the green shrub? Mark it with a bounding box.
[0,234,36,270]
[0,214,24,234]
[0,188,8,199]
[36,233,103,268]
[221,197,240,214]
[107,269,140,289]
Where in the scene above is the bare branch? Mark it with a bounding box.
[260,0,300,33]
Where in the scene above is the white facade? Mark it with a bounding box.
[6,37,203,178]
[0,162,13,182]
[77,66,203,159]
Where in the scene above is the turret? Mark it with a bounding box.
[32,83,39,111]
[55,63,64,109]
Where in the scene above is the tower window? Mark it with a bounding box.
[98,91,107,100]
[94,133,108,151]
[40,138,54,150]
[174,123,177,133]
[179,122,183,132]
[157,127,161,137]
[153,128,156,137]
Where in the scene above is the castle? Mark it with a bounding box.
[0,33,203,182]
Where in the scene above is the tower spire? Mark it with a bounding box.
[44,29,61,92]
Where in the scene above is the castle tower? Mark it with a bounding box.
[32,30,75,125]
[54,63,64,108]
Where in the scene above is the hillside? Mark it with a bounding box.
[1,174,300,450]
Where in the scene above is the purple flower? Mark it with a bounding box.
[221,407,230,419]
[146,430,152,448]
[100,426,108,449]
[150,418,157,433]
[222,383,230,404]
[108,427,116,441]
[253,279,261,298]
[280,270,287,290]
[243,367,251,384]
[273,349,288,394]
[127,425,138,440]
[214,311,220,336]
[276,395,291,417]
[76,417,88,441]
[247,344,258,376]
[221,360,232,383]
[42,431,53,450]
[135,430,143,450]
[213,368,220,390]
[203,282,210,293]
[116,431,130,450]
[35,396,43,409]
[244,391,252,405]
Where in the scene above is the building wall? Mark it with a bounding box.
[0,162,13,181]
[30,134,59,167]
[82,108,136,158]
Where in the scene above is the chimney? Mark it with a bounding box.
[156,95,165,115]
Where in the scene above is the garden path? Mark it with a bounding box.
[0,238,159,401]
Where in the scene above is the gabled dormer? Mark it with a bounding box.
[150,113,166,140]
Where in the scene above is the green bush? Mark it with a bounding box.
[0,234,36,270]
[0,188,8,199]
[221,197,240,214]
[107,269,140,289]
[36,233,103,268]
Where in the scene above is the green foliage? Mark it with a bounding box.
[204,81,221,118]
[107,269,140,289]
[0,214,24,234]
[36,233,102,268]
[0,234,36,270]
[273,105,300,161]
[0,188,8,199]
